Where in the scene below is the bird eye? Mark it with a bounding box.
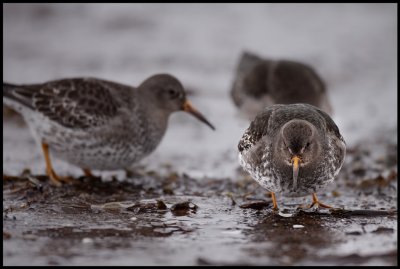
[305,142,311,148]
[167,88,178,98]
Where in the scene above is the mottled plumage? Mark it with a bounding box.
[231,51,332,119]
[3,74,214,184]
[4,79,121,129]
[238,104,345,208]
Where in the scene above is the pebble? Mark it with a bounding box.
[82,238,93,244]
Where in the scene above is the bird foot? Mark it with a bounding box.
[307,201,333,209]
[297,201,332,210]
[297,203,343,212]
[82,168,94,178]
[47,169,74,186]
[297,193,335,210]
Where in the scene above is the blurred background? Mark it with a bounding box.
[3,3,397,179]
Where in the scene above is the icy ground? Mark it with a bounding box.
[3,4,397,179]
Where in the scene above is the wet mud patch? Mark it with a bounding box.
[3,140,398,266]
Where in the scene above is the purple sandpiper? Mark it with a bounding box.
[238,104,345,210]
[3,74,215,186]
[231,51,332,119]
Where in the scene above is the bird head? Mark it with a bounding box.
[138,74,215,130]
[279,119,321,186]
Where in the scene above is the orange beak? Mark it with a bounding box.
[291,156,301,188]
[182,100,215,130]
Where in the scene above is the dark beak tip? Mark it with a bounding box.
[200,119,215,131]
[183,101,215,131]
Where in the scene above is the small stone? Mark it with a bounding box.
[278,212,294,218]
[3,231,11,239]
[171,201,198,212]
[82,238,93,244]
[239,200,269,210]
[293,224,304,229]
[371,227,394,234]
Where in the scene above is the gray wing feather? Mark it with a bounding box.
[6,78,122,129]
[238,105,284,152]
[313,107,345,144]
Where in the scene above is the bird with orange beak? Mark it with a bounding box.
[238,104,346,210]
[3,74,214,186]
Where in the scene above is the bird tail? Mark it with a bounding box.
[3,82,34,109]
[3,82,18,97]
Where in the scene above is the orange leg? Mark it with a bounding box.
[270,192,279,210]
[82,168,93,177]
[308,193,332,209]
[41,143,72,186]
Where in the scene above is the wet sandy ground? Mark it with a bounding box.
[3,116,398,266]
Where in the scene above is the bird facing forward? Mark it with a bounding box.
[3,74,215,186]
[238,104,345,210]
